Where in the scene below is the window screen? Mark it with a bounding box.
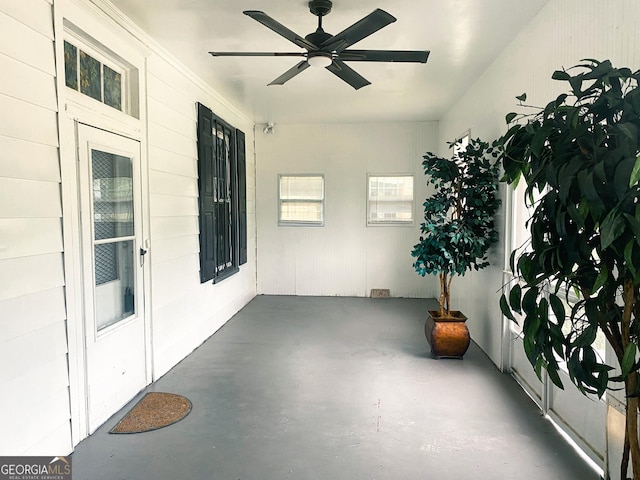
[367,175,414,225]
[279,175,324,226]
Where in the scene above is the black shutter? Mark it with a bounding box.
[236,129,247,265]
[197,103,216,283]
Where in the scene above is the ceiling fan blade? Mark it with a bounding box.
[268,61,310,86]
[326,60,371,90]
[243,11,318,51]
[337,50,430,63]
[320,9,396,53]
[210,52,305,58]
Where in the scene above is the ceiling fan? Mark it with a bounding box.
[209,0,430,90]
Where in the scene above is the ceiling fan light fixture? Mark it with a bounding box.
[307,54,332,68]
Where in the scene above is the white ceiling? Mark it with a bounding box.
[108,0,549,124]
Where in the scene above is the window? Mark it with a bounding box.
[453,132,470,157]
[367,175,414,225]
[64,40,124,111]
[62,24,140,118]
[279,175,324,226]
[197,103,247,283]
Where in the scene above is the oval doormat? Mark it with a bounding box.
[109,392,192,434]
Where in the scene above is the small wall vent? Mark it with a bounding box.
[370,289,390,298]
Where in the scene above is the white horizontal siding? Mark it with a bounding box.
[148,96,194,138]
[150,255,201,309]
[0,323,70,454]
[0,253,65,309]
[0,218,64,260]
[148,121,197,158]
[147,72,195,121]
[0,0,54,40]
[0,95,59,145]
[146,50,256,379]
[150,193,198,217]
[0,9,55,75]
[0,135,60,181]
[0,54,58,110]
[0,287,66,342]
[25,421,73,456]
[149,145,197,178]
[0,178,62,217]
[151,234,199,264]
[0,0,70,456]
[150,215,199,239]
[150,169,198,197]
[0,322,67,402]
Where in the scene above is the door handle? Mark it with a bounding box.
[140,247,148,267]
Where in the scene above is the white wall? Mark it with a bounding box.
[0,0,258,455]
[437,1,640,477]
[145,52,257,378]
[256,122,439,299]
[0,0,73,455]
[439,0,640,366]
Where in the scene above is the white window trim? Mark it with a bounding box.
[366,173,415,226]
[278,174,325,227]
[453,130,471,157]
[63,20,140,120]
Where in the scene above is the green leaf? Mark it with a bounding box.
[574,325,597,347]
[549,294,565,326]
[505,112,517,124]
[500,293,516,322]
[619,123,638,142]
[601,209,625,249]
[614,156,636,200]
[552,70,571,81]
[509,249,518,273]
[547,364,564,389]
[516,93,527,102]
[630,154,640,187]
[621,343,637,377]
[592,268,608,294]
[531,126,550,157]
[509,283,522,314]
[522,286,539,315]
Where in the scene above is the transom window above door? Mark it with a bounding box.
[62,26,140,118]
[64,40,124,111]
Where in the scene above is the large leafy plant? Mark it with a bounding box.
[412,138,501,316]
[499,60,640,479]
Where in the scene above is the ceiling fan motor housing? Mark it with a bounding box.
[309,0,332,17]
[306,28,332,46]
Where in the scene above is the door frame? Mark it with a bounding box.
[501,184,606,472]
[62,115,152,443]
[53,0,152,447]
[76,123,150,433]
[62,115,153,444]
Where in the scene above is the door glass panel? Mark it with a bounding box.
[92,150,133,240]
[94,240,135,330]
[91,148,136,331]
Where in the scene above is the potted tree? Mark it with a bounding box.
[499,59,640,479]
[412,137,501,358]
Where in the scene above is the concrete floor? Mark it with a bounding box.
[72,296,600,479]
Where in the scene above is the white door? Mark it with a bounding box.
[77,124,147,433]
[505,186,605,469]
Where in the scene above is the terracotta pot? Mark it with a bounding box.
[424,310,470,359]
